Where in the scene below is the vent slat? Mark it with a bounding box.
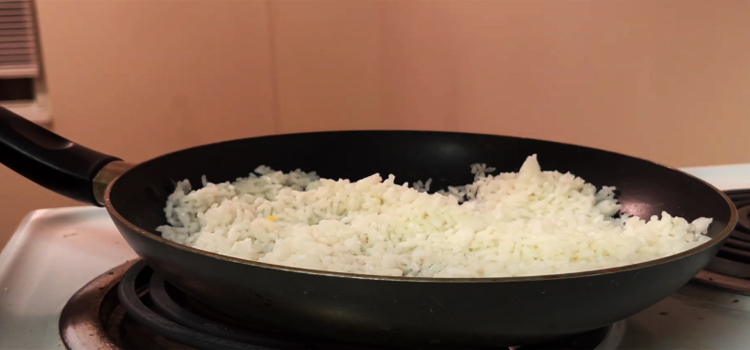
[0,22,31,29]
[0,41,32,49]
[0,34,32,43]
[0,47,33,55]
[0,15,30,22]
[0,3,27,9]
[0,55,35,63]
[0,9,28,16]
[0,65,35,78]
[0,28,32,36]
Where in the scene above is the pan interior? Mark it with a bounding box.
[109,130,734,261]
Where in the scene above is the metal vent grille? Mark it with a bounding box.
[0,0,39,78]
[704,189,750,278]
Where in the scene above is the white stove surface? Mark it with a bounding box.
[1,163,750,350]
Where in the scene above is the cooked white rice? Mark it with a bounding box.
[156,155,712,278]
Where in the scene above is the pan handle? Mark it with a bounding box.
[0,106,121,205]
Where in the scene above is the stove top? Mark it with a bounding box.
[2,163,750,350]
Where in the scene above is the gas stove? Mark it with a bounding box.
[2,163,750,350]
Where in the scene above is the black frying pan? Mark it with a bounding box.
[0,107,737,348]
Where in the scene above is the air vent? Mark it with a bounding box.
[0,0,40,79]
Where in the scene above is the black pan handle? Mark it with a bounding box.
[0,106,121,205]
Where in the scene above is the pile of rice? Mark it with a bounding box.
[156,155,712,278]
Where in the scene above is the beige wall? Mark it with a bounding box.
[1,0,749,248]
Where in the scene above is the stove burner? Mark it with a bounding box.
[118,261,357,349]
[61,260,625,350]
[701,189,750,283]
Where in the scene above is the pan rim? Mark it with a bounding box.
[104,130,739,283]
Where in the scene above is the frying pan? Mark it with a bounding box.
[0,107,737,348]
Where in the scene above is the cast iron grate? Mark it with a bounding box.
[704,189,750,279]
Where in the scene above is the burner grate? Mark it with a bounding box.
[114,261,620,350]
[702,189,750,282]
